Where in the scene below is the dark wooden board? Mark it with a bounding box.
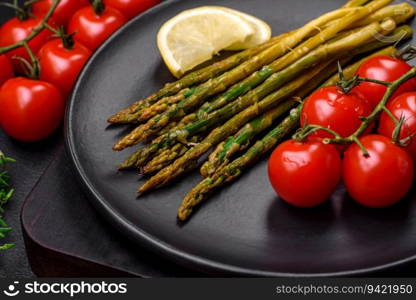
[21,148,198,277]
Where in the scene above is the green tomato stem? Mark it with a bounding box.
[322,67,416,151]
[0,0,61,55]
[22,42,40,79]
[91,0,105,15]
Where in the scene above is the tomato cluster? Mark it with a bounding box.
[269,56,416,209]
[0,0,160,142]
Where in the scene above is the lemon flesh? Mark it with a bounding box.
[218,7,272,50]
[157,7,254,78]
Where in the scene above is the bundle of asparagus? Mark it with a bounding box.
[108,0,415,221]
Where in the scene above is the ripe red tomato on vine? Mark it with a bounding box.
[343,135,414,208]
[0,55,14,87]
[0,78,65,142]
[31,0,90,26]
[300,86,373,140]
[353,56,416,108]
[38,38,92,97]
[0,14,53,73]
[68,3,127,51]
[378,92,416,161]
[268,139,342,207]
[104,0,161,20]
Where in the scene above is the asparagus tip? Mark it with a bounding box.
[107,116,117,123]
[137,184,149,195]
[118,163,132,171]
[177,209,190,222]
[112,143,124,151]
[139,165,157,175]
[138,167,149,175]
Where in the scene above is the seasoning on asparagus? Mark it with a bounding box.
[118,114,197,170]
[126,58,332,173]
[200,101,296,177]
[199,55,356,177]
[178,44,370,219]
[178,105,302,221]
[107,35,288,124]
[141,135,203,174]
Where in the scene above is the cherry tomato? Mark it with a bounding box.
[301,86,373,139]
[378,92,416,161]
[68,6,127,51]
[0,16,53,73]
[0,55,14,87]
[32,0,90,26]
[0,77,65,142]
[104,0,161,20]
[38,39,92,98]
[354,56,416,108]
[268,139,342,207]
[343,135,414,208]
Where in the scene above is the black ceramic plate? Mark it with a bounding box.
[66,0,416,276]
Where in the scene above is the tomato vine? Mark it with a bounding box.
[294,59,416,156]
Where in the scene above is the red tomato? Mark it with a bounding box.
[68,6,127,51]
[378,92,416,161]
[354,56,416,108]
[32,0,90,26]
[104,0,161,20]
[301,86,372,139]
[0,16,53,73]
[343,135,414,208]
[0,77,65,142]
[268,139,342,207]
[38,39,92,98]
[0,55,14,87]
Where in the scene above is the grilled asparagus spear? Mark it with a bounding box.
[108,35,288,124]
[178,105,302,221]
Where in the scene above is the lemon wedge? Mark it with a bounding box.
[218,7,272,51]
[157,7,254,78]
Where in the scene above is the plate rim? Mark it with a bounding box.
[64,0,416,276]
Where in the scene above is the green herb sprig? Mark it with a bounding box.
[0,151,15,250]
